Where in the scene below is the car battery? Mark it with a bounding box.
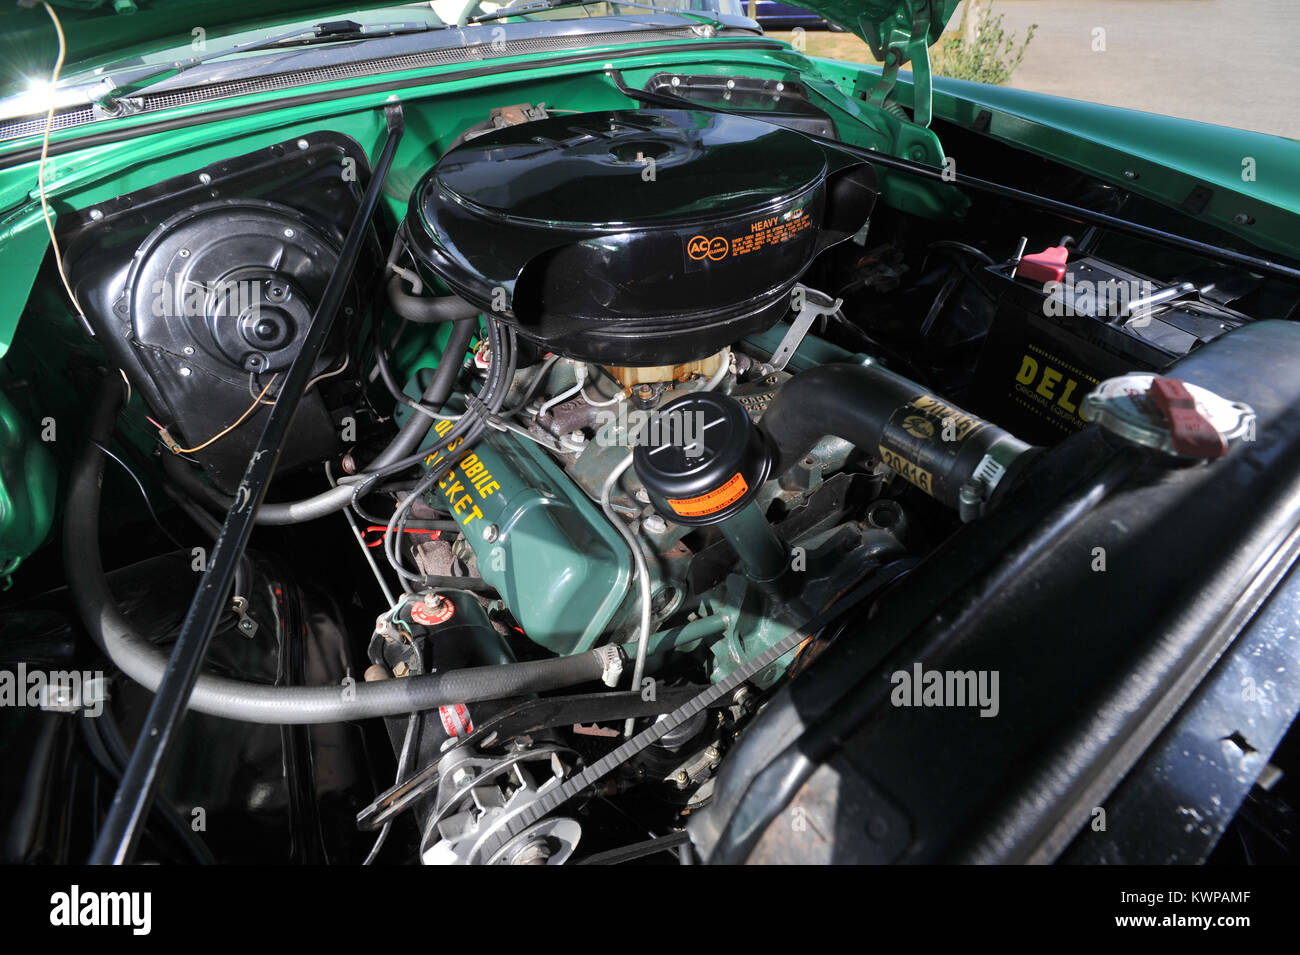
[971,253,1249,444]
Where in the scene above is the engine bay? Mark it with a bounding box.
[7,81,1300,867]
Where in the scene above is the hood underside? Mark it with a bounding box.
[805,0,958,59]
[0,0,957,93]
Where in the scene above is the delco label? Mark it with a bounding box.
[1009,343,1097,433]
[425,418,501,526]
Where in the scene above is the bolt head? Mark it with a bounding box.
[451,767,475,788]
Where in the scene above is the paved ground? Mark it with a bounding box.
[773,0,1300,140]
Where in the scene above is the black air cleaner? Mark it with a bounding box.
[406,109,875,364]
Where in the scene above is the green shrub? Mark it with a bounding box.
[935,2,1037,85]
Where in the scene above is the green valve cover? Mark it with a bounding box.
[416,417,632,656]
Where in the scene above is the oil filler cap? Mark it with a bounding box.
[1080,374,1255,459]
[633,392,772,526]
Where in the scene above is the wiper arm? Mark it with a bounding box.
[88,19,447,108]
[468,0,720,29]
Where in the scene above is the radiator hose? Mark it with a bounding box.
[386,275,482,324]
[759,362,1037,518]
[64,374,620,725]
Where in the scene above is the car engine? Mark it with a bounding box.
[17,91,1299,868]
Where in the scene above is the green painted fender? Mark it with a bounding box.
[0,387,56,581]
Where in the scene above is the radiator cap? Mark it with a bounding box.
[1081,374,1255,459]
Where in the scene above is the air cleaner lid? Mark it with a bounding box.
[428,109,831,227]
[406,109,875,365]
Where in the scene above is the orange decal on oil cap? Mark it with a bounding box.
[667,472,749,518]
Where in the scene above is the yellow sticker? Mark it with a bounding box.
[878,446,933,496]
[910,395,981,443]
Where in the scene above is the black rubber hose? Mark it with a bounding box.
[373,303,472,423]
[386,275,482,324]
[162,317,478,525]
[757,362,1037,512]
[761,363,936,473]
[65,374,622,724]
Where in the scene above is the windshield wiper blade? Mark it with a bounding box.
[468,0,720,28]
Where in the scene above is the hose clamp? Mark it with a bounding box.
[593,645,624,688]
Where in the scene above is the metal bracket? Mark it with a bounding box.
[768,286,842,371]
[230,596,258,639]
